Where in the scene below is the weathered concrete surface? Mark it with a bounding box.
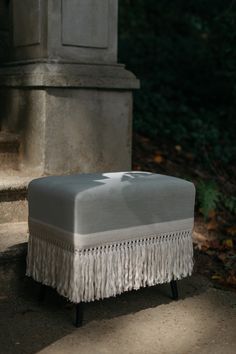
[44,89,133,174]
[0,88,46,174]
[0,131,19,169]
[0,272,235,354]
[0,82,135,175]
[0,200,28,224]
[0,176,33,224]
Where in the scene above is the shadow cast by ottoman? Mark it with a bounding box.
[0,256,211,354]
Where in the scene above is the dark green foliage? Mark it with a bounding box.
[196,179,236,218]
[119,0,236,167]
[196,180,220,219]
[221,195,236,215]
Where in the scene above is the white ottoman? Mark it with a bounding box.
[26,171,195,324]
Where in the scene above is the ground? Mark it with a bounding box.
[0,133,235,353]
[0,261,236,354]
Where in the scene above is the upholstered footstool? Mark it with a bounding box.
[26,171,195,326]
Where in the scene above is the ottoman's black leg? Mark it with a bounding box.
[75,303,83,328]
[170,280,178,300]
[38,283,47,303]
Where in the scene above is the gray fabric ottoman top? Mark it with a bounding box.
[28,171,195,250]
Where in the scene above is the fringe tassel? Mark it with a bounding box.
[26,230,193,303]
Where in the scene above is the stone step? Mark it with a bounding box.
[0,131,20,170]
[0,222,28,263]
[0,175,33,224]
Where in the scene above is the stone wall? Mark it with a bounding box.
[0,0,10,62]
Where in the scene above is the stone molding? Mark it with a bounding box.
[0,62,140,90]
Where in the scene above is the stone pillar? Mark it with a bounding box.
[0,0,139,175]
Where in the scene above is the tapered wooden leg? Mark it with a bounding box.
[170,280,178,300]
[75,303,83,327]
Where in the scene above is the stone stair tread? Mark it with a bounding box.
[0,174,40,224]
[0,131,20,143]
[0,175,37,192]
[0,222,28,262]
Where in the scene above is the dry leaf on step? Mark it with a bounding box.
[153,154,164,164]
[226,226,236,237]
[207,219,219,231]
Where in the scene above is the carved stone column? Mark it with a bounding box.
[0,0,139,175]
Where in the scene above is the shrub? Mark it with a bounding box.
[119,0,236,169]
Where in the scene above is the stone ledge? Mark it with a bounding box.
[0,62,140,89]
[0,176,36,224]
[0,175,34,193]
[0,131,20,144]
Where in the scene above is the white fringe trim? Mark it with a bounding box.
[26,230,193,303]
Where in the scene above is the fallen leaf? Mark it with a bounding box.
[201,244,211,251]
[223,239,234,248]
[193,231,209,250]
[217,253,227,263]
[226,226,236,237]
[209,240,221,249]
[193,231,208,243]
[208,210,216,219]
[207,219,219,231]
[205,249,216,256]
[226,274,236,286]
[211,274,223,280]
[153,154,164,164]
[185,153,194,160]
[175,145,182,152]
[133,164,141,171]
[140,136,150,144]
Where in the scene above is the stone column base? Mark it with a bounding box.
[0,62,139,175]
